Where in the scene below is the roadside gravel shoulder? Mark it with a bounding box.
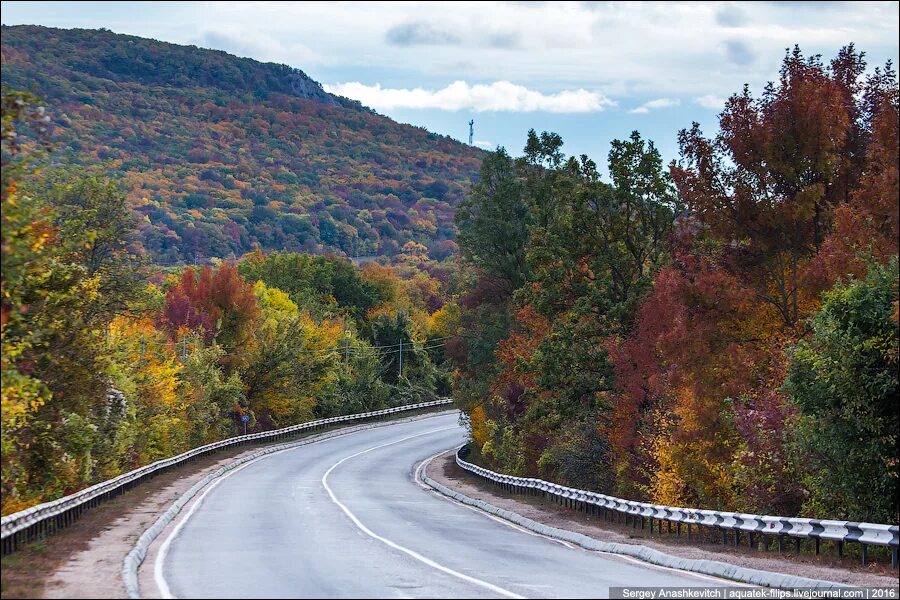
[1,445,256,599]
[423,451,898,589]
[1,409,456,599]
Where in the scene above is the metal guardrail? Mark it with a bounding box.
[0,398,454,555]
[455,445,899,569]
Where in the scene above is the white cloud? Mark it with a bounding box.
[2,1,897,112]
[473,140,495,149]
[323,80,615,113]
[694,94,728,110]
[198,28,324,66]
[629,98,680,114]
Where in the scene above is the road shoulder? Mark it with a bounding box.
[1,445,257,599]
[1,409,456,599]
[420,450,898,590]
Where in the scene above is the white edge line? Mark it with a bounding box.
[321,427,526,600]
[151,411,457,599]
[154,446,294,599]
[414,449,577,549]
[415,448,748,588]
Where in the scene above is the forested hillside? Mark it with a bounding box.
[0,25,482,263]
[449,46,899,524]
[2,84,459,514]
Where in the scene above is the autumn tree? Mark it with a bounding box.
[671,46,881,327]
[2,90,149,509]
[454,130,676,490]
[241,282,338,428]
[812,63,899,288]
[160,262,260,360]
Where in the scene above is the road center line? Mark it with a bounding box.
[321,427,526,600]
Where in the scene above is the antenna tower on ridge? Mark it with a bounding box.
[468,119,474,145]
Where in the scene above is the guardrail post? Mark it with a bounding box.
[451,438,899,573]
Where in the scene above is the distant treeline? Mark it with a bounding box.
[1,88,456,514]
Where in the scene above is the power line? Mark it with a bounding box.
[108,330,450,361]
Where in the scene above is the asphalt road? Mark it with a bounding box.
[157,411,729,598]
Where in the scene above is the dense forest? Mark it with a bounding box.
[1,88,456,513]
[0,25,482,264]
[2,34,897,530]
[449,46,899,524]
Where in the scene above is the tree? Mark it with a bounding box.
[181,344,246,445]
[318,341,390,417]
[238,250,381,320]
[608,229,753,506]
[241,282,338,428]
[370,312,419,385]
[454,130,676,488]
[160,262,260,363]
[1,89,56,512]
[785,259,899,522]
[40,174,146,321]
[811,67,899,289]
[670,46,871,327]
[455,148,529,293]
[2,91,147,511]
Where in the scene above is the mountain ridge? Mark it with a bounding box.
[1,25,483,263]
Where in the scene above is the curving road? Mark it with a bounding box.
[155,411,730,598]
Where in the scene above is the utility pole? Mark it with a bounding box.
[468,119,474,145]
[140,334,146,363]
[398,336,403,379]
[345,333,350,363]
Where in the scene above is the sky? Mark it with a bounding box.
[2,1,899,169]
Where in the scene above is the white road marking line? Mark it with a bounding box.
[153,413,457,599]
[414,449,578,550]
[154,446,296,599]
[593,550,748,585]
[322,427,526,600]
[415,448,749,587]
